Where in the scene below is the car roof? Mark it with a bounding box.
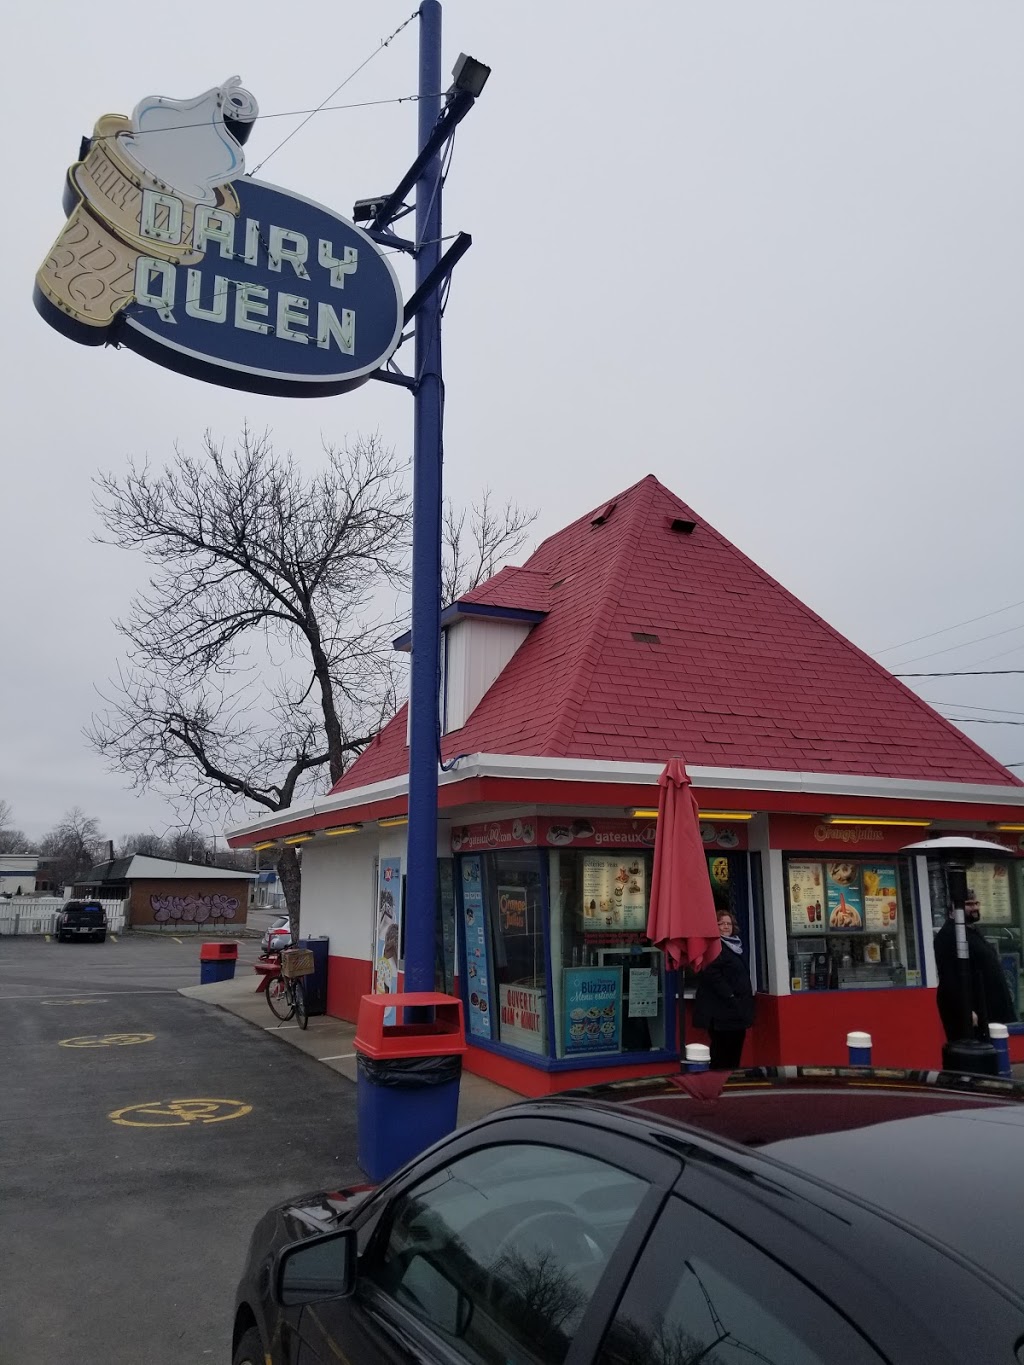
[546,1068,1024,1300]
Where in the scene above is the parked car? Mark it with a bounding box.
[232,1067,1024,1364]
[260,916,291,956]
[54,900,107,943]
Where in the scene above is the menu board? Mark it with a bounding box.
[581,855,646,931]
[826,861,863,931]
[862,865,899,934]
[563,967,622,1054]
[969,862,1013,924]
[461,856,492,1039]
[788,861,826,934]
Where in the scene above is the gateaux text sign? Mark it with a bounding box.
[34,78,402,397]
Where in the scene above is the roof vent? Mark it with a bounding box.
[631,631,661,644]
[591,500,617,527]
[671,518,696,534]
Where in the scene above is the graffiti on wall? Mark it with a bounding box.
[150,893,240,923]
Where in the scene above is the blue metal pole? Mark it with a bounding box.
[404,0,443,994]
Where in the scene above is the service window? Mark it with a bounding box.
[930,856,1023,1019]
[784,856,920,992]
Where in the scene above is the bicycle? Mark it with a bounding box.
[265,958,309,1030]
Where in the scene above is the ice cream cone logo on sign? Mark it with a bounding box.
[36,78,256,338]
[34,79,403,397]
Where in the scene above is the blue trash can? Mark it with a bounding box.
[354,992,467,1183]
[300,936,329,1016]
[199,942,238,984]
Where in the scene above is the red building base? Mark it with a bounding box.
[462,1044,679,1098]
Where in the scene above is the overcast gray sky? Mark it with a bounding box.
[3,1,1023,843]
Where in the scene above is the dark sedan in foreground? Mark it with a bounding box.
[233,1067,1024,1364]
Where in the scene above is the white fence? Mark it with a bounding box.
[0,898,127,936]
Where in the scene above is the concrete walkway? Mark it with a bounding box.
[179,972,521,1126]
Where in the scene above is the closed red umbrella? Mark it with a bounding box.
[646,757,722,973]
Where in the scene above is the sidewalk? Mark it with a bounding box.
[179,972,521,1127]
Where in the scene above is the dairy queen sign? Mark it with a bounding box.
[33,78,403,396]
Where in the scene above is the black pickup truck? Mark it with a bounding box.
[54,900,108,943]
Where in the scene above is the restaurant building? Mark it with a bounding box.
[227,476,1024,1094]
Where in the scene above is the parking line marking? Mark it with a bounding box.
[265,1024,301,1031]
[110,934,118,943]
[0,988,176,1002]
[319,1053,356,1061]
[172,937,183,945]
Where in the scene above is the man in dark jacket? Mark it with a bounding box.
[693,911,755,1070]
[934,897,1016,1043]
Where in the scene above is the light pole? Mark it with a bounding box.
[358,4,489,993]
[902,834,1012,1076]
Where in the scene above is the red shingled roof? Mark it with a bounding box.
[459,566,550,612]
[334,476,1019,792]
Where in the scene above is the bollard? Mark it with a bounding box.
[685,1043,711,1072]
[989,1023,1011,1079]
[846,1031,872,1066]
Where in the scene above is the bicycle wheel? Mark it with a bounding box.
[293,979,308,1030]
[266,974,294,1021]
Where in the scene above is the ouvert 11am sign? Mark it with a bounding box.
[33,78,403,397]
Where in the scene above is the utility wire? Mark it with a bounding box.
[896,669,1024,678]
[925,701,1024,718]
[91,93,435,146]
[250,8,420,175]
[947,717,1024,726]
[873,598,1024,655]
[884,619,1024,668]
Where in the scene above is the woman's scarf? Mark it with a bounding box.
[721,934,743,955]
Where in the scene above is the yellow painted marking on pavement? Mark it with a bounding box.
[172,937,183,945]
[40,998,109,1006]
[44,934,51,942]
[109,1097,252,1128]
[110,933,118,942]
[59,1033,155,1049]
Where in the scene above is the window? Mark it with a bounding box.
[784,856,920,991]
[930,856,1023,1019]
[548,849,750,1057]
[360,1143,649,1364]
[598,1197,884,1365]
[460,849,547,1053]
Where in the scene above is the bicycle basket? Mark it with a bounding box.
[281,948,315,979]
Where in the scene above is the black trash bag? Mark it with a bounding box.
[356,1053,462,1089]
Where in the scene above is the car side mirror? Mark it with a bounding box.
[275,1229,357,1306]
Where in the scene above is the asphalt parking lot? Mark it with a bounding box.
[0,933,364,1365]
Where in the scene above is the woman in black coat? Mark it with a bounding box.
[693,910,755,1070]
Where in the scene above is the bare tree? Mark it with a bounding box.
[441,490,537,606]
[0,799,32,854]
[115,833,168,859]
[115,830,255,871]
[37,807,105,890]
[88,427,410,927]
[88,430,536,932]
